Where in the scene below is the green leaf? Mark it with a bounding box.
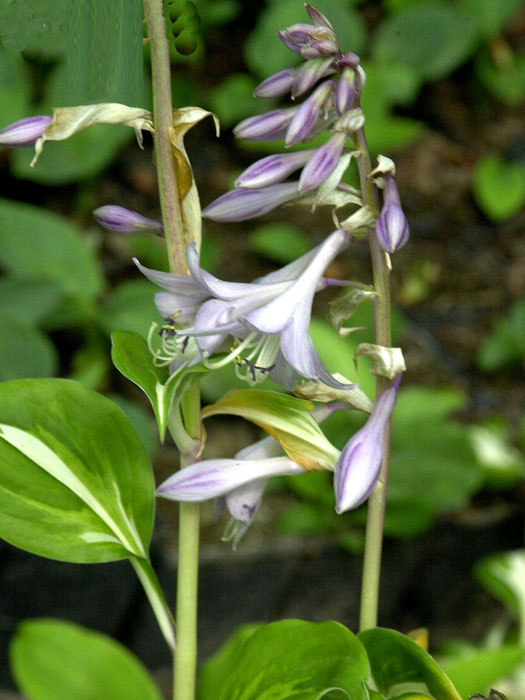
[99,279,159,337]
[359,628,462,700]
[372,2,478,82]
[0,47,31,128]
[472,155,525,222]
[245,0,365,77]
[0,315,58,380]
[249,223,312,265]
[459,0,524,39]
[203,619,369,700]
[108,394,159,459]
[0,198,104,300]
[443,646,525,698]
[0,378,154,563]
[475,50,525,106]
[111,330,206,441]
[202,389,340,470]
[198,624,262,700]
[475,550,525,622]
[477,299,525,371]
[10,618,163,700]
[0,278,64,324]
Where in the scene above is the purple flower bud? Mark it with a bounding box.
[334,68,356,115]
[334,375,401,514]
[285,80,333,147]
[300,39,339,59]
[93,205,164,234]
[279,23,338,58]
[292,57,334,99]
[339,52,361,70]
[0,115,52,147]
[254,69,296,98]
[298,132,347,192]
[234,108,297,142]
[202,182,299,222]
[305,4,334,30]
[375,175,410,253]
[235,150,315,189]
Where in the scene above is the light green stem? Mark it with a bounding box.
[130,557,176,650]
[143,3,202,698]
[354,124,393,632]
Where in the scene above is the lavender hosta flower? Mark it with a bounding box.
[298,131,347,192]
[305,4,334,30]
[138,229,352,388]
[334,375,401,514]
[93,205,164,235]
[235,150,315,189]
[292,57,334,99]
[375,175,410,253]
[0,115,51,147]
[253,69,296,98]
[279,22,338,59]
[233,108,297,142]
[334,68,356,115]
[202,182,300,222]
[285,80,333,147]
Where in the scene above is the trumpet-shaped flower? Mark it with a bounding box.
[334,375,401,513]
[137,229,352,388]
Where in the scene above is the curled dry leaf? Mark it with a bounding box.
[31,103,154,166]
[295,374,374,413]
[354,343,406,380]
[169,107,220,251]
[328,287,376,338]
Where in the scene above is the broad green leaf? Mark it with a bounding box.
[443,646,525,698]
[0,199,104,300]
[0,315,58,380]
[476,50,525,107]
[0,278,63,324]
[111,330,206,441]
[245,0,365,77]
[359,628,461,700]
[475,550,525,623]
[249,223,312,265]
[372,3,478,82]
[206,619,369,700]
[459,0,524,39]
[99,279,159,337]
[198,624,262,700]
[202,389,340,470]
[472,155,525,222]
[11,618,163,700]
[0,379,154,563]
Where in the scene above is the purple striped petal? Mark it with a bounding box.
[334,375,401,513]
[376,175,409,253]
[254,69,296,98]
[93,205,163,234]
[202,182,300,222]
[0,115,51,147]
[157,456,304,501]
[334,68,356,115]
[235,150,315,189]
[285,80,333,147]
[292,57,334,98]
[298,132,347,192]
[234,108,297,142]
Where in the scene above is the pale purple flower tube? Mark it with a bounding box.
[334,68,355,115]
[235,150,315,189]
[234,108,297,142]
[298,131,347,191]
[0,115,51,147]
[375,175,410,253]
[285,80,333,147]
[292,57,334,98]
[254,69,296,98]
[334,375,401,514]
[93,205,164,234]
[202,182,299,222]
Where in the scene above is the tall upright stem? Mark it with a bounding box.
[354,125,392,632]
[143,3,201,698]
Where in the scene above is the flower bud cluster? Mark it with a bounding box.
[203,4,368,223]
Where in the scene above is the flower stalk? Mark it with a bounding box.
[143,2,202,698]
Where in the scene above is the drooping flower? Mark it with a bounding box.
[93,205,164,235]
[375,175,410,253]
[334,374,401,514]
[137,229,352,388]
[0,116,51,147]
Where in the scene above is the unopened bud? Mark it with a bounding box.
[299,132,347,192]
[292,57,334,98]
[285,80,333,146]
[254,69,295,98]
[334,68,356,115]
[0,115,51,147]
[375,175,409,253]
[235,150,315,189]
[93,205,163,235]
[203,182,299,222]
[234,108,297,142]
